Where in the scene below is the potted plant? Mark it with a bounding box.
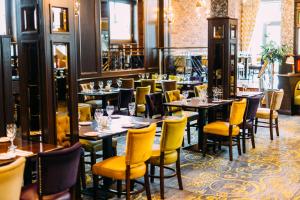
[260,41,289,89]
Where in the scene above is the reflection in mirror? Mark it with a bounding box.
[101,0,144,71]
[21,6,38,32]
[52,43,70,147]
[52,7,69,32]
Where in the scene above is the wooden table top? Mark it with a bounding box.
[164,98,233,109]
[0,138,62,166]
[79,115,178,141]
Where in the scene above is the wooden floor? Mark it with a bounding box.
[83,114,300,199]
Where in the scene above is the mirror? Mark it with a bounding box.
[100,0,144,71]
[51,7,69,32]
[21,6,38,32]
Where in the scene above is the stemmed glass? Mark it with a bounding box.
[107,80,112,89]
[89,82,95,93]
[98,81,104,92]
[116,79,122,89]
[94,109,104,131]
[163,74,167,80]
[141,74,145,79]
[146,73,150,79]
[6,124,17,152]
[182,91,189,104]
[212,87,218,101]
[138,73,142,80]
[106,105,114,125]
[128,102,136,123]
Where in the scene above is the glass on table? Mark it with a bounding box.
[128,102,136,123]
[98,81,104,92]
[141,73,145,79]
[138,73,142,80]
[182,90,189,105]
[89,82,95,92]
[116,79,122,89]
[106,105,114,125]
[107,80,112,88]
[146,73,150,79]
[6,123,17,153]
[163,74,167,80]
[94,109,104,131]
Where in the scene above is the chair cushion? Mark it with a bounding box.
[203,121,240,136]
[92,156,146,180]
[295,95,300,106]
[21,183,71,200]
[136,104,146,113]
[256,108,278,119]
[149,144,178,165]
[80,138,117,152]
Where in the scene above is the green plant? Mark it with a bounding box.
[260,41,290,65]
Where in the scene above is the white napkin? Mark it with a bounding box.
[15,149,34,157]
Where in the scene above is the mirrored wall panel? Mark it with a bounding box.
[21,6,38,32]
[51,7,69,32]
[101,0,144,71]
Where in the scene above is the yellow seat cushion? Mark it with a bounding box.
[92,156,146,180]
[295,95,300,105]
[80,138,117,152]
[137,104,146,113]
[150,144,178,165]
[203,121,240,136]
[256,108,278,119]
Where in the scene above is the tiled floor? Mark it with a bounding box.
[83,114,300,199]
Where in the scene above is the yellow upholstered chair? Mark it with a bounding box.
[294,81,300,106]
[121,78,134,89]
[203,99,247,161]
[135,86,151,116]
[161,80,177,93]
[168,75,181,81]
[92,124,157,200]
[194,84,208,97]
[149,117,187,199]
[0,157,26,200]
[56,114,71,147]
[141,79,156,93]
[255,89,284,140]
[80,83,102,109]
[165,90,198,145]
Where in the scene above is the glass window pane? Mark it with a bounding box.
[109,2,131,40]
[0,0,6,34]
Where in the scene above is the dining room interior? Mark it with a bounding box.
[0,0,300,199]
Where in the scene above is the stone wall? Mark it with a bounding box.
[281,0,294,52]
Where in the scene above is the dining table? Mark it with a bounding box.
[164,98,233,152]
[134,79,202,88]
[78,88,120,108]
[236,91,264,98]
[0,137,62,184]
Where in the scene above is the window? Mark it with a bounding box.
[0,0,6,34]
[109,1,131,41]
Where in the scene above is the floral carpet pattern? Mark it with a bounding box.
[84,115,300,199]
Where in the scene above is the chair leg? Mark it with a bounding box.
[80,153,87,189]
[117,180,122,198]
[126,170,131,200]
[187,122,191,144]
[159,163,164,199]
[237,136,242,156]
[254,118,258,134]
[93,175,98,199]
[144,164,152,200]
[269,118,273,140]
[202,133,208,157]
[229,136,233,161]
[275,118,279,137]
[176,150,183,190]
[150,164,155,183]
[242,127,246,153]
[250,125,255,149]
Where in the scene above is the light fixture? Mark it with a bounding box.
[286,56,295,74]
[75,0,80,16]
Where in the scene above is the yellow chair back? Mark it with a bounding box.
[135,86,151,105]
[165,90,182,112]
[194,84,208,97]
[56,114,70,147]
[270,89,284,111]
[295,81,300,105]
[229,99,247,125]
[121,78,134,89]
[78,104,92,121]
[0,157,26,200]
[125,123,157,165]
[160,117,187,152]
[168,75,181,82]
[141,79,156,93]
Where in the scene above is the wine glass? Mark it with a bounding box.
[117,79,122,89]
[212,87,218,101]
[146,73,150,79]
[182,91,189,105]
[128,102,135,116]
[141,73,145,79]
[106,105,114,124]
[98,81,104,92]
[138,73,142,80]
[163,74,167,80]
[89,82,95,92]
[94,109,104,131]
[107,80,112,88]
[6,124,17,152]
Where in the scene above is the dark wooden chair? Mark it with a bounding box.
[117,89,134,115]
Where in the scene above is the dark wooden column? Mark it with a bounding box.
[0,36,13,136]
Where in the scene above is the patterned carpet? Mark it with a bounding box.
[83,115,300,199]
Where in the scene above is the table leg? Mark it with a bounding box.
[197,109,206,151]
[102,96,108,109]
[102,137,113,188]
